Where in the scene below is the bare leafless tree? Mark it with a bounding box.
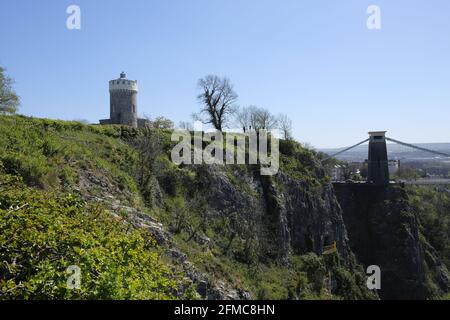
[235,105,279,132]
[194,75,238,131]
[277,113,293,140]
[257,108,278,131]
[248,106,277,131]
[235,106,252,132]
[178,121,193,130]
[248,106,259,131]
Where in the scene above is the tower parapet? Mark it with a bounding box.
[109,78,138,92]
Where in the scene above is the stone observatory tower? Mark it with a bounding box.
[100,72,148,128]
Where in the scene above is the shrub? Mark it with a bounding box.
[0,172,193,299]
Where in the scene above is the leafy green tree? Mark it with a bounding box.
[0,67,19,114]
[152,116,174,129]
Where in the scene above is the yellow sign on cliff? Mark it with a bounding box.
[323,241,337,255]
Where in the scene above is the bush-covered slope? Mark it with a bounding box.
[0,115,195,299]
[0,170,193,299]
[408,186,450,270]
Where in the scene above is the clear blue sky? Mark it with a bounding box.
[1,0,449,148]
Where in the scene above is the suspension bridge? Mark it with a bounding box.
[323,131,450,185]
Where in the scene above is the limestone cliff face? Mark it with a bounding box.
[333,183,450,299]
[193,165,352,263]
[74,145,448,299]
[270,173,352,261]
[180,164,376,299]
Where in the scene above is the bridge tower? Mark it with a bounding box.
[367,131,390,185]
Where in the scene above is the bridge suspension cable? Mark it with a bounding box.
[321,138,369,162]
[385,137,450,158]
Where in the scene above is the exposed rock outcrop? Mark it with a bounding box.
[195,165,353,264]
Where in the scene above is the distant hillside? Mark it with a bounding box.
[319,143,450,162]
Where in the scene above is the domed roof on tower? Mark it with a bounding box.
[120,71,126,79]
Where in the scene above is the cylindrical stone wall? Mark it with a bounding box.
[109,77,138,128]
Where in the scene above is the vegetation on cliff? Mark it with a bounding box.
[0,116,194,299]
[4,114,447,300]
[334,183,450,299]
[407,186,450,269]
[0,115,374,299]
[0,170,193,299]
